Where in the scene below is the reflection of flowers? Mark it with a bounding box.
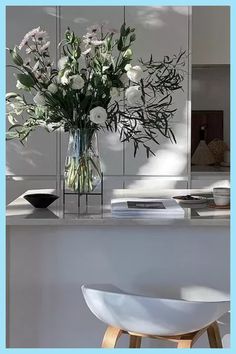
[125,86,142,105]
[90,106,107,125]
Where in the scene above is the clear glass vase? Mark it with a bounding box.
[64,129,102,193]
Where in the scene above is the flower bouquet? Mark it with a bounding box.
[6,23,186,192]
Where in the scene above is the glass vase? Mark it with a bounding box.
[64,129,102,193]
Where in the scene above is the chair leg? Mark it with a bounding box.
[177,339,193,348]
[101,326,123,348]
[207,322,223,348]
[129,335,142,348]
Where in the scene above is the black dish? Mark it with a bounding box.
[24,193,59,208]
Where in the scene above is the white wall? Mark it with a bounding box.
[192,6,230,65]
[7,225,230,348]
[6,6,191,203]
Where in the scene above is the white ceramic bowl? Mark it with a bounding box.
[213,195,230,206]
[82,284,230,336]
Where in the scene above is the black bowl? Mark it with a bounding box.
[24,193,59,208]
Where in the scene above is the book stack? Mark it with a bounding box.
[111,198,185,218]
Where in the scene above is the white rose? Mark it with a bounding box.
[70,75,84,90]
[58,56,68,70]
[33,92,46,106]
[125,86,142,106]
[110,87,120,98]
[60,70,70,85]
[90,106,107,125]
[126,65,143,83]
[47,83,58,94]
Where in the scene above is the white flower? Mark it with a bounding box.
[26,45,36,54]
[47,83,58,94]
[125,86,142,106]
[125,64,143,83]
[125,64,132,71]
[82,48,92,55]
[110,87,120,98]
[70,75,84,90]
[35,30,48,40]
[32,60,40,72]
[58,56,68,70]
[33,92,46,106]
[60,70,70,85]
[90,106,107,125]
[39,41,50,52]
[91,39,104,46]
[19,27,40,49]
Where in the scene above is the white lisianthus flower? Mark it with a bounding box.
[70,75,85,90]
[47,83,58,94]
[60,70,70,85]
[110,87,120,98]
[125,64,132,71]
[58,56,68,70]
[125,86,142,106]
[39,41,50,53]
[90,106,107,125]
[91,39,104,46]
[33,92,46,106]
[82,48,92,55]
[125,64,143,83]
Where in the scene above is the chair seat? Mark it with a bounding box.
[82,284,230,336]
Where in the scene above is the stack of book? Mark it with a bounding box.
[111,198,185,218]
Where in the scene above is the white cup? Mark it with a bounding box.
[213,187,230,206]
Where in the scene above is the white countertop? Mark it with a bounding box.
[6,189,230,226]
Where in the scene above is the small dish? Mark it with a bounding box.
[24,193,59,208]
[173,195,208,204]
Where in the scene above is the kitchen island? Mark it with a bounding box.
[6,189,230,348]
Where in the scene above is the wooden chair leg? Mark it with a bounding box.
[129,335,142,348]
[177,339,193,348]
[207,322,223,348]
[101,326,124,348]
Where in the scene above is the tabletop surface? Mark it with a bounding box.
[6,188,230,226]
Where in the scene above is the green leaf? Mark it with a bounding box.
[17,73,35,88]
[120,23,126,36]
[6,92,19,100]
[130,33,136,42]
[7,114,18,125]
[9,47,23,66]
[6,131,20,140]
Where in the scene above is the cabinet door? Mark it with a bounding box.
[6,6,57,176]
[192,6,230,65]
[124,6,190,176]
[59,6,124,176]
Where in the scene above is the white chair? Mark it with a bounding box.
[82,284,230,348]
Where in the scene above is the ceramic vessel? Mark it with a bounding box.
[82,284,230,336]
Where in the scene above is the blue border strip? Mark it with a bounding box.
[1,1,234,353]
